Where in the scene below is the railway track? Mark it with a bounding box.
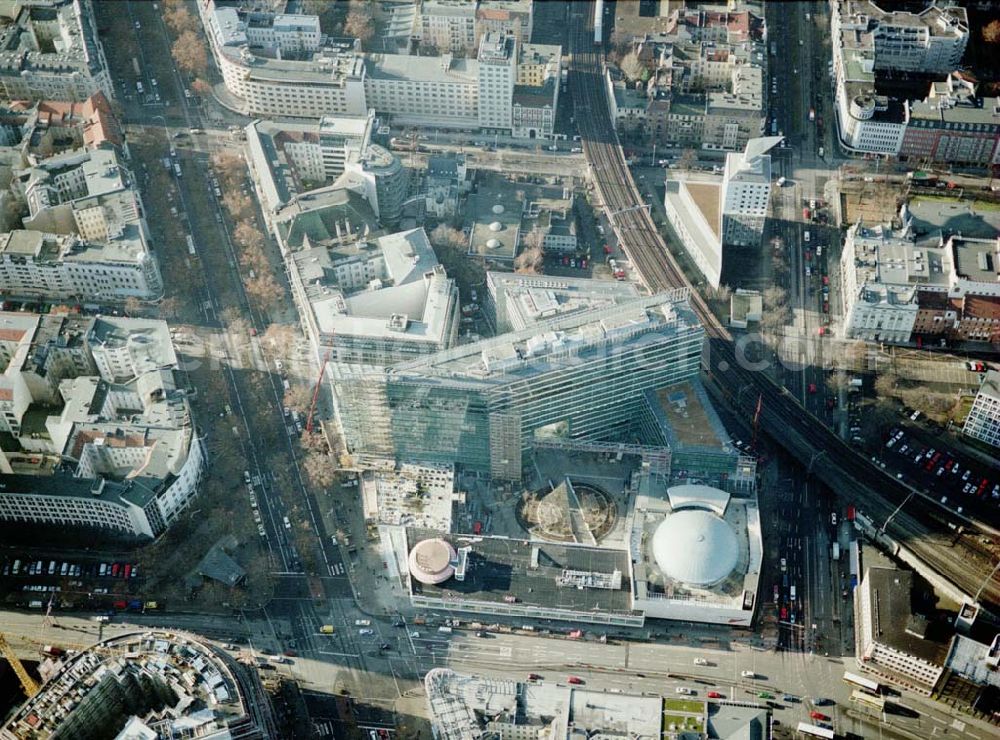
[568,3,999,607]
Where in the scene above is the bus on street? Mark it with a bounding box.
[843,671,880,693]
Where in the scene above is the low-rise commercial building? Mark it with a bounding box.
[0,630,275,739]
[0,313,204,540]
[963,371,1000,450]
[0,0,113,103]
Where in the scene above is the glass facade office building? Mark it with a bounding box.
[334,290,704,480]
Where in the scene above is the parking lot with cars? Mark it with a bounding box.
[880,426,998,521]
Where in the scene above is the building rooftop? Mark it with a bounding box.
[862,566,951,666]
[0,0,109,82]
[387,291,699,387]
[0,630,265,739]
[361,462,456,531]
[406,527,637,616]
[295,228,459,347]
[366,52,479,83]
[486,272,640,333]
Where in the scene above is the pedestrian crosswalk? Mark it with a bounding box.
[328,562,345,576]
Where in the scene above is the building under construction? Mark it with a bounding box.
[334,290,705,480]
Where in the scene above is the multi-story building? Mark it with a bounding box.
[419,0,477,54]
[840,218,1000,345]
[855,566,948,695]
[425,153,469,218]
[963,371,1000,450]
[900,74,1000,167]
[832,0,970,156]
[511,42,560,139]
[201,2,367,119]
[339,144,409,227]
[477,32,517,132]
[243,11,322,55]
[1,631,275,739]
[663,137,779,287]
[0,313,204,540]
[476,0,533,45]
[0,0,113,103]
[0,148,162,302]
[484,271,640,333]
[243,112,375,191]
[364,53,480,128]
[334,290,704,480]
[287,228,460,369]
[0,92,124,160]
[605,37,764,152]
[720,136,774,248]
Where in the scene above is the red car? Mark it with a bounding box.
[123,564,132,579]
[528,673,542,681]
[818,326,825,336]
[111,563,120,577]
[822,275,829,285]
[808,383,817,394]
[567,676,584,685]
[603,245,612,254]
[707,691,723,699]
[810,711,830,722]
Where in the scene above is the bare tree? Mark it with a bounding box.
[223,191,252,220]
[234,220,264,251]
[429,223,466,249]
[344,1,374,45]
[262,323,297,359]
[159,296,181,320]
[873,368,898,400]
[514,227,545,274]
[191,78,213,97]
[983,19,1000,44]
[165,6,198,35]
[239,245,268,272]
[172,31,208,77]
[284,384,313,416]
[212,151,245,184]
[620,51,646,82]
[302,451,336,490]
[678,148,699,171]
[124,296,144,317]
[246,274,283,311]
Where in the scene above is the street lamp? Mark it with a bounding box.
[151,114,170,144]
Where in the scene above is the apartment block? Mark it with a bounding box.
[840,217,1000,345]
[478,32,517,132]
[832,0,971,157]
[0,0,113,103]
[0,313,204,540]
[419,0,477,54]
[477,0,533,45]
[0,148,162,302]
[605,33,765,152]
[963,371,1000,450]
[900,74,1000,167]
[511,42,560,140]
[201,2,367,119]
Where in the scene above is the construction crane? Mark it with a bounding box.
[0,633,41,698]
[305,349,332,435]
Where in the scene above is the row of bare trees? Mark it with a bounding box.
[164,0,212,96]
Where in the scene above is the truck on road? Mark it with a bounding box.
[832,543,840,560]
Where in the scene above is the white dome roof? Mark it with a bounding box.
[489,221,503,232]
[650,509,738,586]
[492,204,505,214]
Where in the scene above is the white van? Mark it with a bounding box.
[283,516,291,530]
